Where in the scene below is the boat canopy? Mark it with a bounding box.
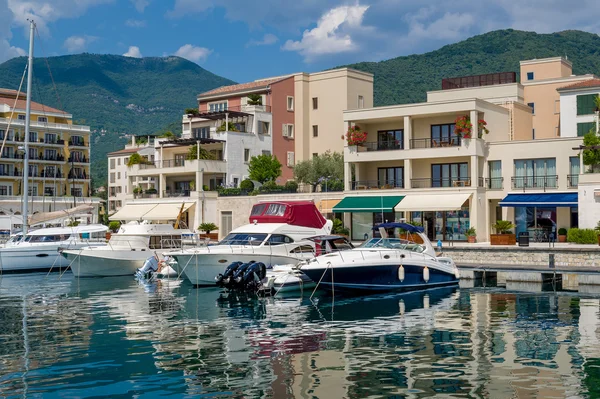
[249,201,327,229]
[373,222,424,233]
[27,224,108,236]
[109,203,194,221]
[28,204,94,226]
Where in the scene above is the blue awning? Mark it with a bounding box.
[499,193,578,207]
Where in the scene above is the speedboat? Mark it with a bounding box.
[299,222,459,294]
[166,201,333,286]
[0,224,108,273]
[61,222,188,277]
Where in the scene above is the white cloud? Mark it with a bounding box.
[130,0,149,13]
[246,33,278,47]
[123,45,142,58]
[63,35,97,52]
[283,4,370,61]
[174,44,212,63]
[8,0,114,36]
[0,0,25,62]
[125,18,146,28]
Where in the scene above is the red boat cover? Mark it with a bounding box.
[248,201,326,229]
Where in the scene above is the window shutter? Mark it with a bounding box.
[282,124,287,137]
[290,125,294,138]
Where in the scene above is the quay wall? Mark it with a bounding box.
[442,246,600,269]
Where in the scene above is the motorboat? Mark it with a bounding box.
[299,222,459,294]
[166,201,333,286]
[0,224,108,273]
[61,222,188,277]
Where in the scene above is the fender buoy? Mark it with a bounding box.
[454,267,460,279]
[398,265,405,282]
[423,266,430,283]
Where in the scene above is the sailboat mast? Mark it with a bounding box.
[22,20,35,234]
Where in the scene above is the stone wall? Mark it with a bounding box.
[442,246,600,269]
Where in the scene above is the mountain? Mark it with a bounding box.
[340,29,600,106]
[0,54,235,186]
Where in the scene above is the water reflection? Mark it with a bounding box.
[0,274,599,398]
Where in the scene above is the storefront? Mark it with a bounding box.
[332,195,405,241]
[499,193,578,239]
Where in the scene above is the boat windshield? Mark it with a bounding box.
[219,233,268,246]
[24,234,68,243]
[6,234,23,244]
[360,238,426,253]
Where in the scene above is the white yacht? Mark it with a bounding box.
[0,224,108,273]
[300,222,460,294]
[166,201,332,286]
[61,222,188,277]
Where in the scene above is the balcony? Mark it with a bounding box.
[567,174,578,188]
[411,177,471,189]
[68,156,88,163]
[163,190,190,198]
[351,180,404,190]
[478,177,504,190]
[409,137,461,149]
[362,141,403,152]
[511,175,558,191]
[68,172,89,180]
[0,117,90,132]
[68,139,87,147]
[441,72,517,90]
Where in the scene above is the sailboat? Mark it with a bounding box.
[0,20,107,274]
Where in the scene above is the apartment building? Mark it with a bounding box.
[0,88,98,230]
[337,57,594,242]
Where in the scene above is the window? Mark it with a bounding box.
[286,151,295,167]
[192,127,210,139]
[110,172,115,183]
[28,165,38,177]
[532,128,535,139]
[117,158,121,166]
[45,166,56,177]
[0,185,12,196]
[233,177,239,187]
[378,167,403,188]
[266,234,294,245]
[262,150,271,156]
[251,204,266,216]
[513,158,557,188]
[282,124,294,138]
[110,159,115,169]
[265,203,287,216]
[312,153,318,158]
[209,102,227,112]
[377,130,403,150]
[38,116,47,123]
[577,122,596,136]
[569,157,580,188]
[174,153,186,167]
[44,187,54,196]
[28,186,37,196]
[431,163,469,187]
[527,102,535,114]
[257,121,270,135]
[244,149,250,163]
[71,187,83,197]
[125,157,129,164]
[358,95,364,109]
[312,125,318,137]
[18,114,25,120]
[44,149,57,160]
[526,72,534,80]
[312,97,318,110]
[488,161,502,189]
[29,131,37,142]
[577,94,598,115]
[221,211,233,236]
[287,96,294,111]
[431,124,459,146]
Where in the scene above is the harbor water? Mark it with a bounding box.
[1,274,599,398]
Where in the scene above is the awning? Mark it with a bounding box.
[141,203,195,220]
[109,204,158,221]
[499,193,578,207]
[394,193,471,212]
[29,204,94,225]
[317,199,341,214]
[333,195,404,213]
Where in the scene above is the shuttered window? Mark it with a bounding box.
[576,94,598,115]
[577,122,596,136]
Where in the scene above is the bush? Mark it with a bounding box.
[202,185,209,191]
[260,180,279,191]
[240,179,254,191]
[567,228,598,244]
[322,178,344,192]
[145,188,157,194]
[198,222,218,234]
[218,187,242,196]
[331,218,349,235]
[558,227,568,236]
[284,180,298,192]
[108,221,121,233]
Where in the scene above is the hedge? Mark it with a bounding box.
[567,228,598,244]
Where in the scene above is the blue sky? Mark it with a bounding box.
[2,0,600,83]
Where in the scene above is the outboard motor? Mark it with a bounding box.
[215,261,243,287]
[231,261,255,288]
[136,256,159,280]
[241,262,267,291]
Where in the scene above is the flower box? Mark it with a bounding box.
[490,234,516,245]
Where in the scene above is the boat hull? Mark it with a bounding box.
[0,244,95,273]
[62,249,149,277]
[300,263,458,293]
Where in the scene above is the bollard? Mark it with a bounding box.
[549,253,555,269]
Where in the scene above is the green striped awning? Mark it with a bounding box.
[332,195,405,213]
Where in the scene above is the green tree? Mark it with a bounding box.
[248,154,282,183]
[160,131,175,138]
[216,122,238,132]
[293,151,344,191]
[127,153,143,166]
[185,108,198,115]
[186,144,216,160]
[247,94,263,105]
[583,130,600,172]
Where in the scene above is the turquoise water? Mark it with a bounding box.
[0,274,599,398]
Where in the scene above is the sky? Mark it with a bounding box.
[1,0,600,83]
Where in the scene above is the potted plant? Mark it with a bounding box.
[107,220,121,240]
[558,227,568,243]
[198,222,219,241]
[466,227,476,243]
[331,218,350,239]
[595,221,600,246]
[490,220,516,245]
[346,125,367,149]
[454,115,489,139]
[133,186,143,198]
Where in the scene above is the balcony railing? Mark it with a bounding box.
[478,177,504,190]
[362,141,403,152]
[68,140,87,147]
[351,180,404,190]
[411,177,471,189]
[567,174,579,188]
[191,104,272,115]
[68,156,88,163]
[409,137,461,149]
[511,175,558,191]
[0,117,90,132]
[163,190,191,197]
[139,157,224,169]
[68,173,88,180]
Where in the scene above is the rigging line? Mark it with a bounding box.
[0,65,28,160]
